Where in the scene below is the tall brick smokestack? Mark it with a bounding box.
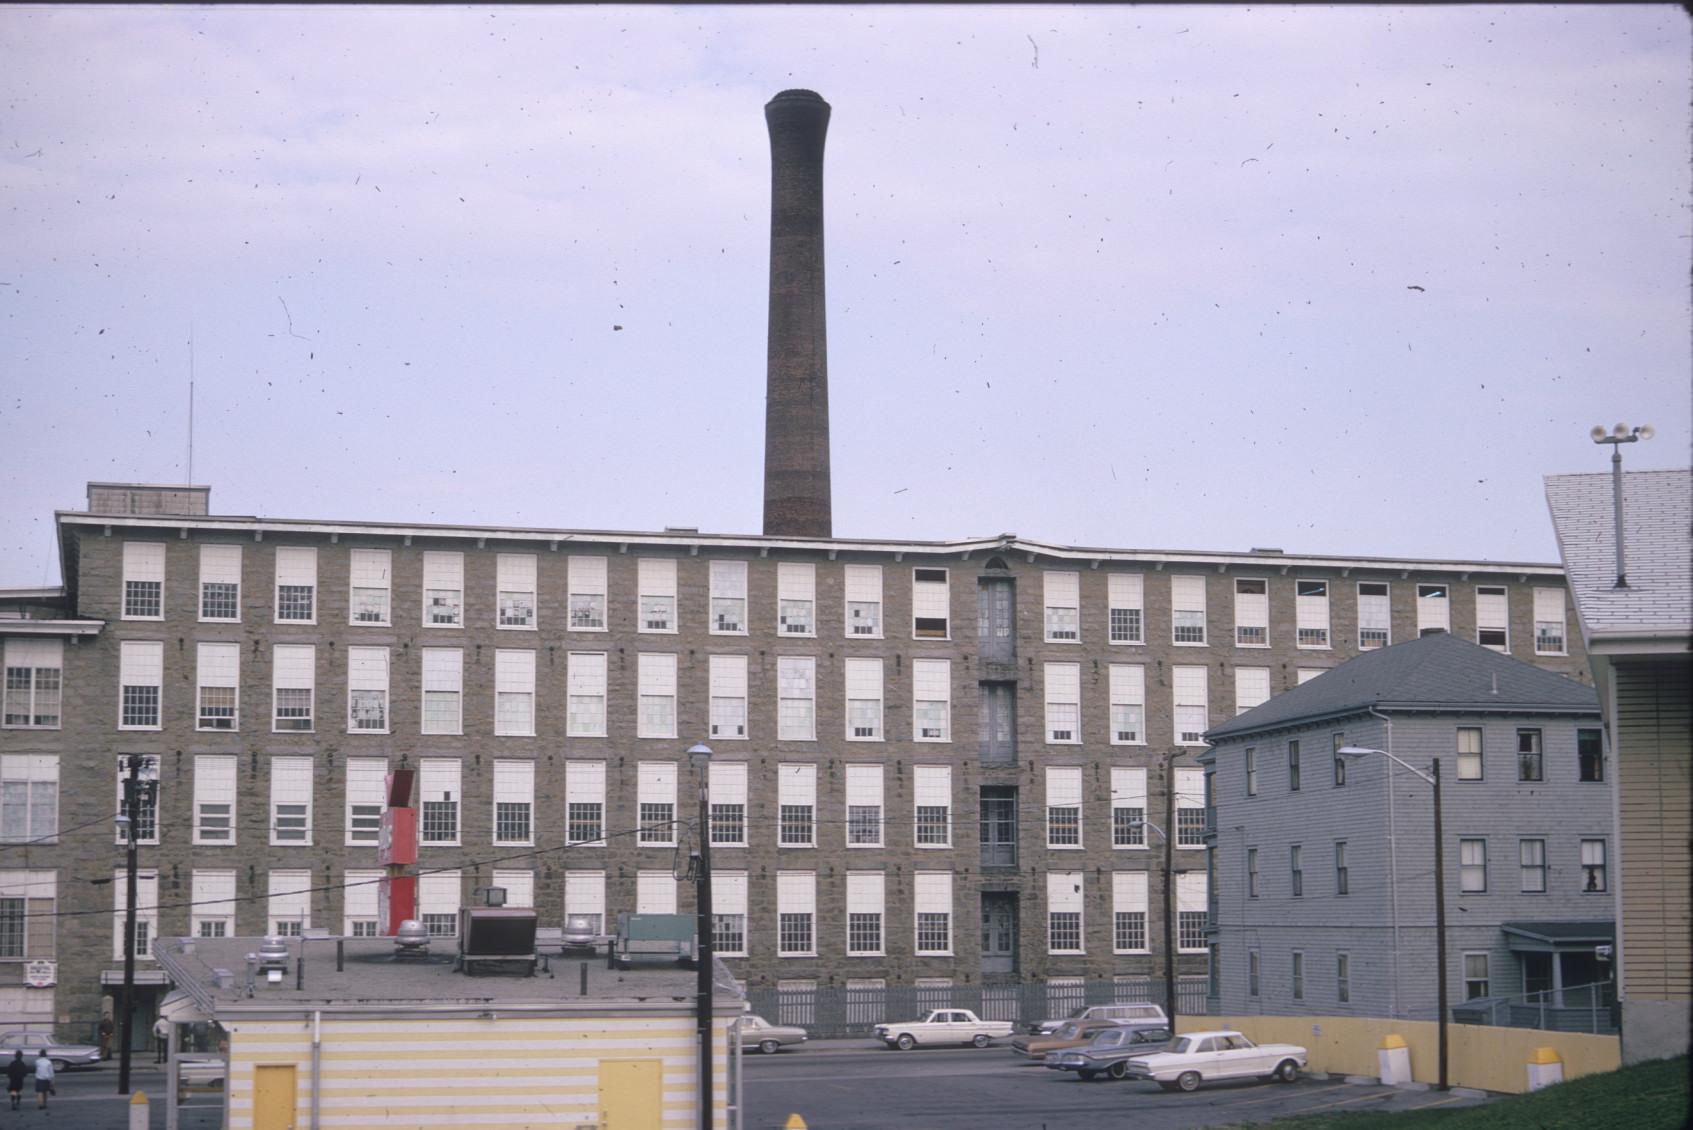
[762,89,833,538]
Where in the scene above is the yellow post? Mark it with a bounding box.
[783,1116,809,1130]
[129,1090,151,1130]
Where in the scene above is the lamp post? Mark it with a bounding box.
[1589,422,1653,588]
[1128,817,1178,1023]
[687,741,714,1130]
[1339,746,1446,1091]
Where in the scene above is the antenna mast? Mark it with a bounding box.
[187,325,195,484]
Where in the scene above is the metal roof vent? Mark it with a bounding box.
[256,936,289,973]
[394,919,431,957]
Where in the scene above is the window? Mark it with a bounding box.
[565,761,605,845]
[345,758,386,845]
[1296,667,1326,685]
[1044,662,1080,743]
[1171,575,1207,644]
[1463,952,1490,1000]
[420,648,463,735]
[418,758,461,845]
[637,653,677,738]
[1517,729,1543,781]
[636,871,676,915]
[636,761,678,846]
[112,869,158,960]
[709,655,748,739]
[1108,664,1145,744]
[122,541,166,619]
[1457,726,1484,781]
[560,651,605,737]
[1533,587,1566,654]
[274,546,317,622]
[911,567,950,638]
[1417,583,1450,635]
[343,870,382,937]
[190,642,239,731]
[1248,950,1261,996]
[1246,848,1259,898]
[495,870,532,912]
[1580,839,1607,892]
[844,564,882,637]
[346,646,388,733]
[1475,585,1508,651]
[711,872,748,956]
[1520,839,1546,893]
[349,548,392,625]
[637,558,678,633]
[496,553,538,629]
[493,760,534,845]
[419,870,460,936]
[913,764,951,846]
[844,657,883,740]
[1172,665,1208,745]
[1176,872,1208,951]
[912,657,951,741]
[1108,573,1145,644]
[1047,872,1084,954]
[269,756,313,845]
[1175,768,1206,848]
[1578,729,1604,782]
[1234,578,1268,646]
[0,755,58,843]
[844,763,883,847]
[494,649,536,736]
[777,562,816,636]
[1288,740,1301,792]
[1337,952,1351,1003]
[846,872,884,955]
[1046,766,1082,848]
[1335,842,1349,895]
[1244,748,1258,796]
[198,543,242,621]
[567,556,607,630]
[563,871,605,937]
[1290,844,1304,896]
[778,763,816,847]
[1295,580,1330,648]
[1234,667,1271,716]
[777,871,816,955]
[1357,582,1390,649]
[1044,571,1080,641]
[119,640,163,729]
[1332,732,1347,786]
[272,643,315,732]
[422,551,463,626]
[265,870,312,936]
[1459,838,1487,892]
[191,870,236,938]
[777,656,816,740]
[115,755,160,844]
[3,641,61,729]
[710,560,748,634]
[709,761,747,846]
[193,755,237,844]
[914,872,952,954]
[1112,872,1149,953]
[1111,767,1146,848]
[1291,951,1305,1000]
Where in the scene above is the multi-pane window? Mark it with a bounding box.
[846,872,885,955]
[711,872,748,956]
[1172,665,1208,745]
[777,656,816,740]
[1108,573,1145,644]
[1108,664,1145,744]
[1288,739,1301,791]
[1244,748,1258,796]
[1464,953,1490,999]
[636,761,678,846]
[343,870,382,937]
[272,643,315,732]
[191,870,237,938]
[710,560,748,634]
[1290,844,1304,896]
[274,546,318,622]
[1234,667,1271,716]
[1475,585,1508,652]
[637,653,678,739]
[1578,729,1604,783]
[778,763,817,847]
[564,871,606,937]
[1533,587,1566,654]
[1417,583,1450,635]
[844,564,882,637]
[777,562,816,636]
[493,759,534,845]
[1335,841,1350,895]
[708,761,747,846]
[565,761,606,846]
[4,641,62,730]
[844,763,883,847]
[709,655,748,740]
[346,646,389,733]
[1246,847,1260,897]
[198,543,242,622]
[1457,726,1484,781]
[422,551,464,626]
[494,649,536,736]
[1110,767,1147,848]
[419,871,461,937]
[911,567,950,638]
[192,642,240,731]
[269,756,313,845]
[1112,871,1149,953]
[637,558,678,633]
[914,872,952,954]
[1044,662,1080,743]
[1580,839,1607,892]
[913,764,951,846]
[0,755,58,843]
[1176,872,1208,952]
[115,755,160,845]
[193,755,238,844]
[636,871,677,915]
[1517,729,1543,781]
[122,541,166,619]
[844,657,884,740]
[348,548,392,625]
[418,759,461,845]
[345,758,386,845]
[420,648,463,735]
[1047,872,1084,954]
[1295,580,1330,648]
[268,870,313,936]
[1171,575,1207,644]
[1459,838,1487,892]
[1520,839,1547,893]
[1234,578,1268,646]
[1291,951,1305,1000]
[1175,767,1206,848]
[912,658,951,741]
[112,869,159,959]
[1357,582,1390,649]
[568,556,608,631]
[1044,571,1080,641]
[566,652,607,737]
[777,871,816,955]
[1046,765,1083,848]
[496,553,538,629]
[119,640,164,729]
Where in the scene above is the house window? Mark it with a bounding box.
[637,558,678,633]
[1112,872,1148,953]
[419,870,460,936]
[1295,580,1330,648]
[1335,842,1350,895]
[1517,729,1543,781]
[114,755,160,845]
[272,644,315,732]
[198,543,242,622]
[1234,578,1268,646]
[122,541,166,620]
[1416,583,1450,635]
[1459,838,1487,892]
[912,657,951,741]
[914,872,953,954]
[1520,839,1547,893]
[844,564,883,637]
[846,871,884,955]
[778,763,816,847]
[421,551,463,626]
[565,761,606,845]
[119,640,164,729]
[1244,748,1258,796]
[1457,727,1484,780]
[1044,662,1081,743]
[342,869,382,937]
[913,764,951,846]
[1108,664,1146,744]
[1533,587,1566,654]
[1580,840,1607,892]
[1107,573,1144,643]
[1290,844,1304,896]
[1297,668,1326,685]
[1578,729,1604,782]
[1176,872,1208,952]
[1235,667,1270,717]
[912,567,951,638]
[496,553,538,629]
[268,756,313,845]
[1172,665,1209,745]
[565,652,607,737]
[1248,950,1261,996]
[344,758,386,845]
[420,648,463,735]
[1046,766,1083,848]
[1337,953,1351,1003]
[844,657,883,740]
[636,871,676,915]
[1332,732,1347,787]
[494,649,536,736]
[1175,768,1206,848]
[193,755,237,844]
[709,654,749,739]
[563,871,606,937]
[637,653,677,738]
[778,656,816,740]
[1171,575,1207,644]
[709,560,748,634]
[1044,571,1080,641]
[274,546,318,622]
[1111,767,1147,848]
[196,642,241,732]
[349,548,392,625]
[493,760,534,845]
[418,758,461,845]
[777,562,816,636]
[711,872,748,956]
[1475,585,1509,652]
[567,556,608,630]
[0,755,58,844]
[845,763,884,846]
[1288,740,1302,791]
[708,761,747,846]
[1047,872,1084,954]
[1463,953,1490,999]
[1246,848,1259,898]
[190,870,236,939]
[346,646,389,733]
[1357,582,1390,649]
[777,871,816,955]
[112,870,158,959]
[1291,951,1305,1000]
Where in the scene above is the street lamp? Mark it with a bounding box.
[687,741,714,1130]
[1127,818,1179,1024]
[1589,422,1653,588]
[1338,745,1447,1091]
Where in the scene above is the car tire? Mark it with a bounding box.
[972,1034,992,1048]
[51,1060,67,1072]
[1077,1069,1097,1082]
[896,1034,916,1051]
[1176,1070,1202,1093]
[759,1040,781,1056]
[1107,1060,1129,1080]
[1274,1059,1300,1083]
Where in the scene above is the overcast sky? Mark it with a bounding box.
[3,5,1687,587]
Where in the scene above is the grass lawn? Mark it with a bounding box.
[1245,1055,1688,1130]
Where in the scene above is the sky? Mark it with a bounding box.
[2,5,1688,588]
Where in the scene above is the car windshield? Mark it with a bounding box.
[1092,1029,1125,1048]
[1055,1023,1081,1039]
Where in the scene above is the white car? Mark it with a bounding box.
[873,1009,1016,1050]
[1124,1030,1307,1092]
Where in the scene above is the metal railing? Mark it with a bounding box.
[1452,980,1617,1034]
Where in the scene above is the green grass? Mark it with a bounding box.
[1243,1056,1688,1130]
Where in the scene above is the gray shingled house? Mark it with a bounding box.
[1200,632,1610,1026]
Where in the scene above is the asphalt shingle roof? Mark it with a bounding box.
[1545,469,1693,642]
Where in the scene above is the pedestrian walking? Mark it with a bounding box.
[98,1014,114,1059]
[4,1051,27,1110]
[153,1015,171,1063]
[32,1050,53,1111]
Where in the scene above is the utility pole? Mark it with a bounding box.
[1431,758,1448,1092]
[688,743,715,1130]
[1163,753,1179,1022]
[116,754,152,1095]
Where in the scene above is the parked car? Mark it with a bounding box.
[873,1009,1016,1050]
[1009,1017,1133,1061]
[0,1031,102,1070]
[1044,1024,1174,1080]
[175,1053,227,1101]
[1124,1030,1307,1092]
[736,1014,807,1055]
[1030,1001,1168,1035]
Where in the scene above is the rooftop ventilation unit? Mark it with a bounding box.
[609,912,698,970]
[457,907,539,976]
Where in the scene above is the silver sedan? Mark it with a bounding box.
[0,1031,102,1070]
[736,1014,808,1055]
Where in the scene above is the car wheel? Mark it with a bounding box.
[896,1033,916,1051]
[1274,1059,1300,1083]
[1176,1070,1202,1093]
[972,1034,991,1048]
[1107,1060,1129,1080]
[758,1040,781,1056]
[1077,1069,1097,1082]
[51,1060,68,1072]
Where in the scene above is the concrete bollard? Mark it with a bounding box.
[129,1091,150,1130]
[1526,1046,1564,1091]
[1377,1033,1413,1085]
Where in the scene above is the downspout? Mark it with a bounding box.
[311,1009,322,1130]
[1368,707,1400,1020]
